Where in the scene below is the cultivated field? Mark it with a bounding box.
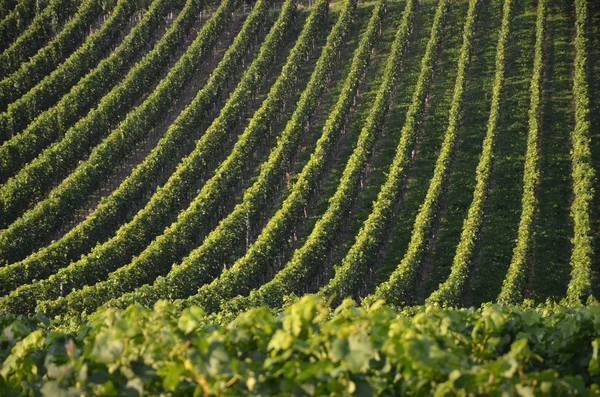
[1,0,599,393]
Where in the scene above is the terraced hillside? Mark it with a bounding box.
[0,0,598,323]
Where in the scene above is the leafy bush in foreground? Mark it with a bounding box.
[1,295,600,395]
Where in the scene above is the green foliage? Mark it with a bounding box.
[334,0,448,306]
[0,0,206,256]
[0,0,50,53]
[175,0,356,314]
[0,0,138,139]
[0,0,178,178]
[0,0,240,315]
[109,0,360,313]
[566,0,595,305]
[242,0,414,313]
[497,0,546,305]
[0,0,17,18]
[33,0,327,320]
[0,0,109,116]
[2,297,600,395]
[0,0,272,302]
[425,0,513,307]
[0,0,82,78]
[0,1,597,390]
[365,0,477,307]
[221,0,384,312]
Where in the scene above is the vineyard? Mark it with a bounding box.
[1,0,600,393]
